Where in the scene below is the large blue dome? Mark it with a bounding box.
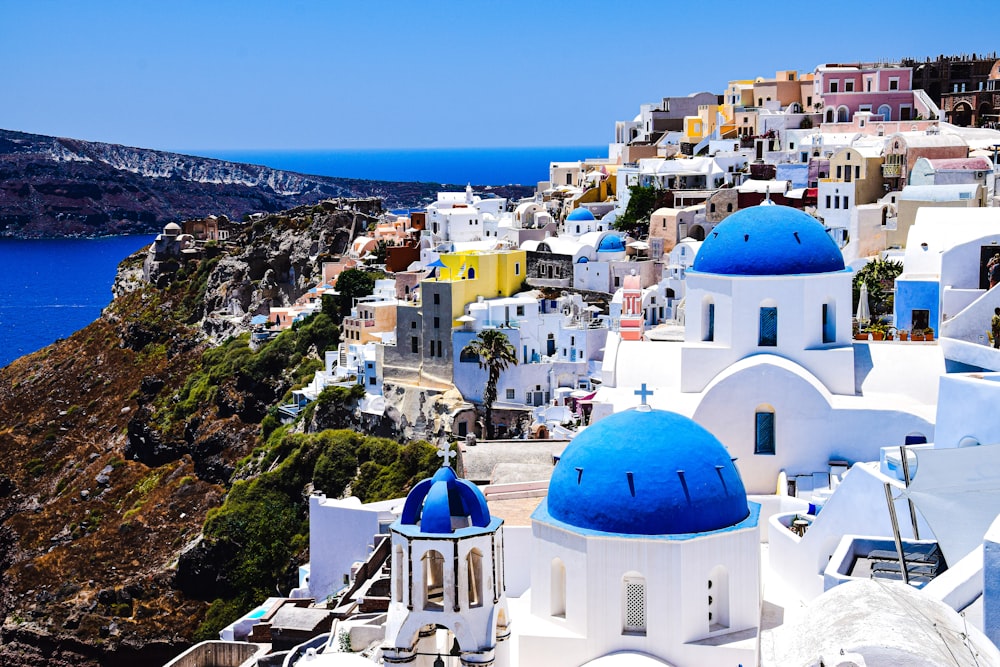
[692,204,845,276]
[567,207,596,221]
[545,409,749,536]
[597,234,626,252]
[398,466,491,534]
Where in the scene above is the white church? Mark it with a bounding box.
[377,402,762,667]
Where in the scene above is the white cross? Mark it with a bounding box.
[437,440,456,468]
[634,383,653,408]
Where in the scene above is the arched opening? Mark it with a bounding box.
[466,267,475,280]
[958,436,981,448]
[755,404,776,455]
[978,103,992,127]
[708,565,730,631]
[622,572,646,635]
[550,558,566,618]
[822,300,836,343]
[467,548,483,608]
[952,101,973,127]
[825,108,835,123]
[702,297,715,342]
[837,106,849,123]
[689,224,706,241]
[665,288,676,298]
[878,104,892,121]
[422,550,445,610]
[395,545,404,603]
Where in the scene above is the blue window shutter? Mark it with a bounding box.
[759,307,777,346]
[755,412,775,454]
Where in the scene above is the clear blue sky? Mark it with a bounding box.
[3,0,998,151]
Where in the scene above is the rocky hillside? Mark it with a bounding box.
[0,203,453,665]
[0,129,533,237]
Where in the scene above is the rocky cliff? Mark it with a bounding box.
[0,129,532,237]
[0,202,456,665]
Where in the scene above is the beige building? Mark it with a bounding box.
[342,299,398,344]
[649,205,708,251]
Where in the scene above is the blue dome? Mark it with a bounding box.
[692,204,845,276]
[399,466,491,534]
[597,235,625,253]
[567,207,596,221]
[546,409,749,535]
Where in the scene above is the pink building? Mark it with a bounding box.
[815,64,933,123]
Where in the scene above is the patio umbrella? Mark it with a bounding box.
[856,282,871,324]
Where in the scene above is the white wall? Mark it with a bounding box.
[308,495,392,602]
[934,373,1000,448]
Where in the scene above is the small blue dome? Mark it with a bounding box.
[692,204,845,276]
[399,466,491,534]
[546,409,749,535]
[597,235,625,253]
[567,207,596,221]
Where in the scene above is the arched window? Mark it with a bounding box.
[710,203,716,213]
[759,306,777,346]
[422,550,445,610]
[622,573,646,635]
[394,545,404,603]
[726,203,733,213]
[467,267,475,279]
[551,558,566,618]
[708,565,730,631]
[878,104,892,121]
[467,548,483,608]
[755,405,775,455]
[702,298,715,342]
[822,301,836,343]
[837,106,849,122]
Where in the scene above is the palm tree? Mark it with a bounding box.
[461,329,518,440]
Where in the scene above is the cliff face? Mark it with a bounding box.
[0,203,374,665]
[0,129,533,237]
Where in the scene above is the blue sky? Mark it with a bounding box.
[3,0,999,151]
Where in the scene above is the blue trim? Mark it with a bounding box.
[532,499,760,541]
[397,466,492,535]
[392,516,503,539]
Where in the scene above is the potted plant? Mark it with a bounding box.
[924,327,935,341]
[897,328,909,341]
[869,321,887,341]
[911,327,925,341]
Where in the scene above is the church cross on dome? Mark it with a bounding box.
[634,383,653,411]
[437,438,457,468]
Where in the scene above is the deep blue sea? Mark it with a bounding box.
[0,236,155,368]
[2,146,607,367]
[188,146,607,186]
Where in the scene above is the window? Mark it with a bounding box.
[467,549,483,608]
[830,80,838,93]
[433,293,440,305]
[889,77,899,90]
[369,376,377,385]
[551,559,566,618]
[755,408,775,455]
[437,340,442,357]
[703,301,715,342]
[708,566,730,631]
[834,197,840,209]
[410,336,419,353]
[516,305,525,316]
[411,321,417,329]
[822,303,836,343]
[460,347,479,363]
[845,80,854,92]
[844,196,850,208]
[836,165,842,179]
[394,546,404,603]
[506,388,515,400]
[423,550,445,610]
[515,262,520,276]
[433,316,440,329]
[855,166,860,179]
[825,195,831,209]
[622,574,646,635]
[759,307,777,346]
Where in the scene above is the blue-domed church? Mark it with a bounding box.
[384,405,760,667]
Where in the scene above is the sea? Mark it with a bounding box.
[0,145,606,368]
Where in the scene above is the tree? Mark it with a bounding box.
[613,184,671,236]
[853,257,903,319]
[461,329,518,440]
[322,268,384,322]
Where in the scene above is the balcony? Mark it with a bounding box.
[882,164,903,178]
